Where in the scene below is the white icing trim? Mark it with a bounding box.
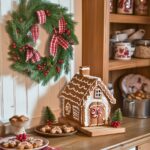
[67,85,85,95]
[73,75,94,86]
[71,81,88,90]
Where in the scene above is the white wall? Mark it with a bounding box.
[0,0,82,127]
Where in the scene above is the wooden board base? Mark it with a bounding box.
[59,117,126,137]
[79,126,126,137]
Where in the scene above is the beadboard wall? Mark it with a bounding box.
[0,0,82,127]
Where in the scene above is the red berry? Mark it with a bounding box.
[19,48,23,52]
[58,59,64,64]
[111,121,121,128]
[66,29,71,36]
[45,10,51,16]
[56,66,61,73]
[43,63,47,66]
[12,43,16,49]
[43,72,48,76]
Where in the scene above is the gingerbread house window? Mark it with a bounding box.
[94,88,101,99]
[65,102,71,115]
[72,105,80,121]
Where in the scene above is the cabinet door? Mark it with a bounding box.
[137,142,150,150]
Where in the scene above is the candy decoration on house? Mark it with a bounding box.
[6,0,78,85]
[44,106,56,125]
[60,66,116,127]
[111,108,123,128]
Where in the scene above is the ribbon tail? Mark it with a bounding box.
[59,17,67,34]
[26,50,34,62]
[58,36,69,50]
[49,35,58,57]
[31,51,41,63]
[31,24,39,43]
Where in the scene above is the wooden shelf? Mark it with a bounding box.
[110,14,150,24]
[109,58,150,71]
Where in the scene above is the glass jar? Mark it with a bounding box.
[134,0,148,16]
[110,0,114,13]
[117,0,134,14]
[134,40,150,58]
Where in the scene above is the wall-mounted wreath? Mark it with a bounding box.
[7,0,78,85]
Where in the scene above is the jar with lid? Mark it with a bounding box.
[117,0,134,14]
[134,0,148,16]
[134,40,150,58]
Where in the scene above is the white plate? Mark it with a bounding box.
[0,135,49,150]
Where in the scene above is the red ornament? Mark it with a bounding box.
[56,66,61,73]
[58,59,64,64]
[111,121,121,128]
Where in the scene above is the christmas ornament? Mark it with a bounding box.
[7,0,78,85]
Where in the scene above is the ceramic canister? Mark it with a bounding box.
[114,42,135,60]
[117,0,134,14]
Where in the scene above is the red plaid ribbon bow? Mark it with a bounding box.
[26,46,41,63]
[49,17,69,57]
[36,10,46,24]
[31,24,39,43]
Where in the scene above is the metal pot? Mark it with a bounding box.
[123,98,150,118]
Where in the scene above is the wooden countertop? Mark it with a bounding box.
[41,117,150,150]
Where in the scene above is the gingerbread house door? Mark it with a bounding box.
[89,102,106,126]
[97,102,106,125]
[89,102,98,126]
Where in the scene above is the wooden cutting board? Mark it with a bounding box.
[79,126,126,137]
[59,117,126,137]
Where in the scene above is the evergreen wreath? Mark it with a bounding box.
[7,0,78,85]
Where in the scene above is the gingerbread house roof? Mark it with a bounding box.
[60,74,116,106]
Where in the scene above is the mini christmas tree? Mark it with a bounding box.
[111,108,123,128]
[44,106,56,124]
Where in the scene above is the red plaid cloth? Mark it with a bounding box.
[26,49,41,63]
[49,17,68,57]
[31,24,39,43]
[59,17,66,34]
[36,10,46,24]
[49,31,69,57]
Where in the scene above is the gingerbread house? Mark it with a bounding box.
[60,67,116,127]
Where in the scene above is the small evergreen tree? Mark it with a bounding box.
[112,108,123,122]
[44,106,56,123]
